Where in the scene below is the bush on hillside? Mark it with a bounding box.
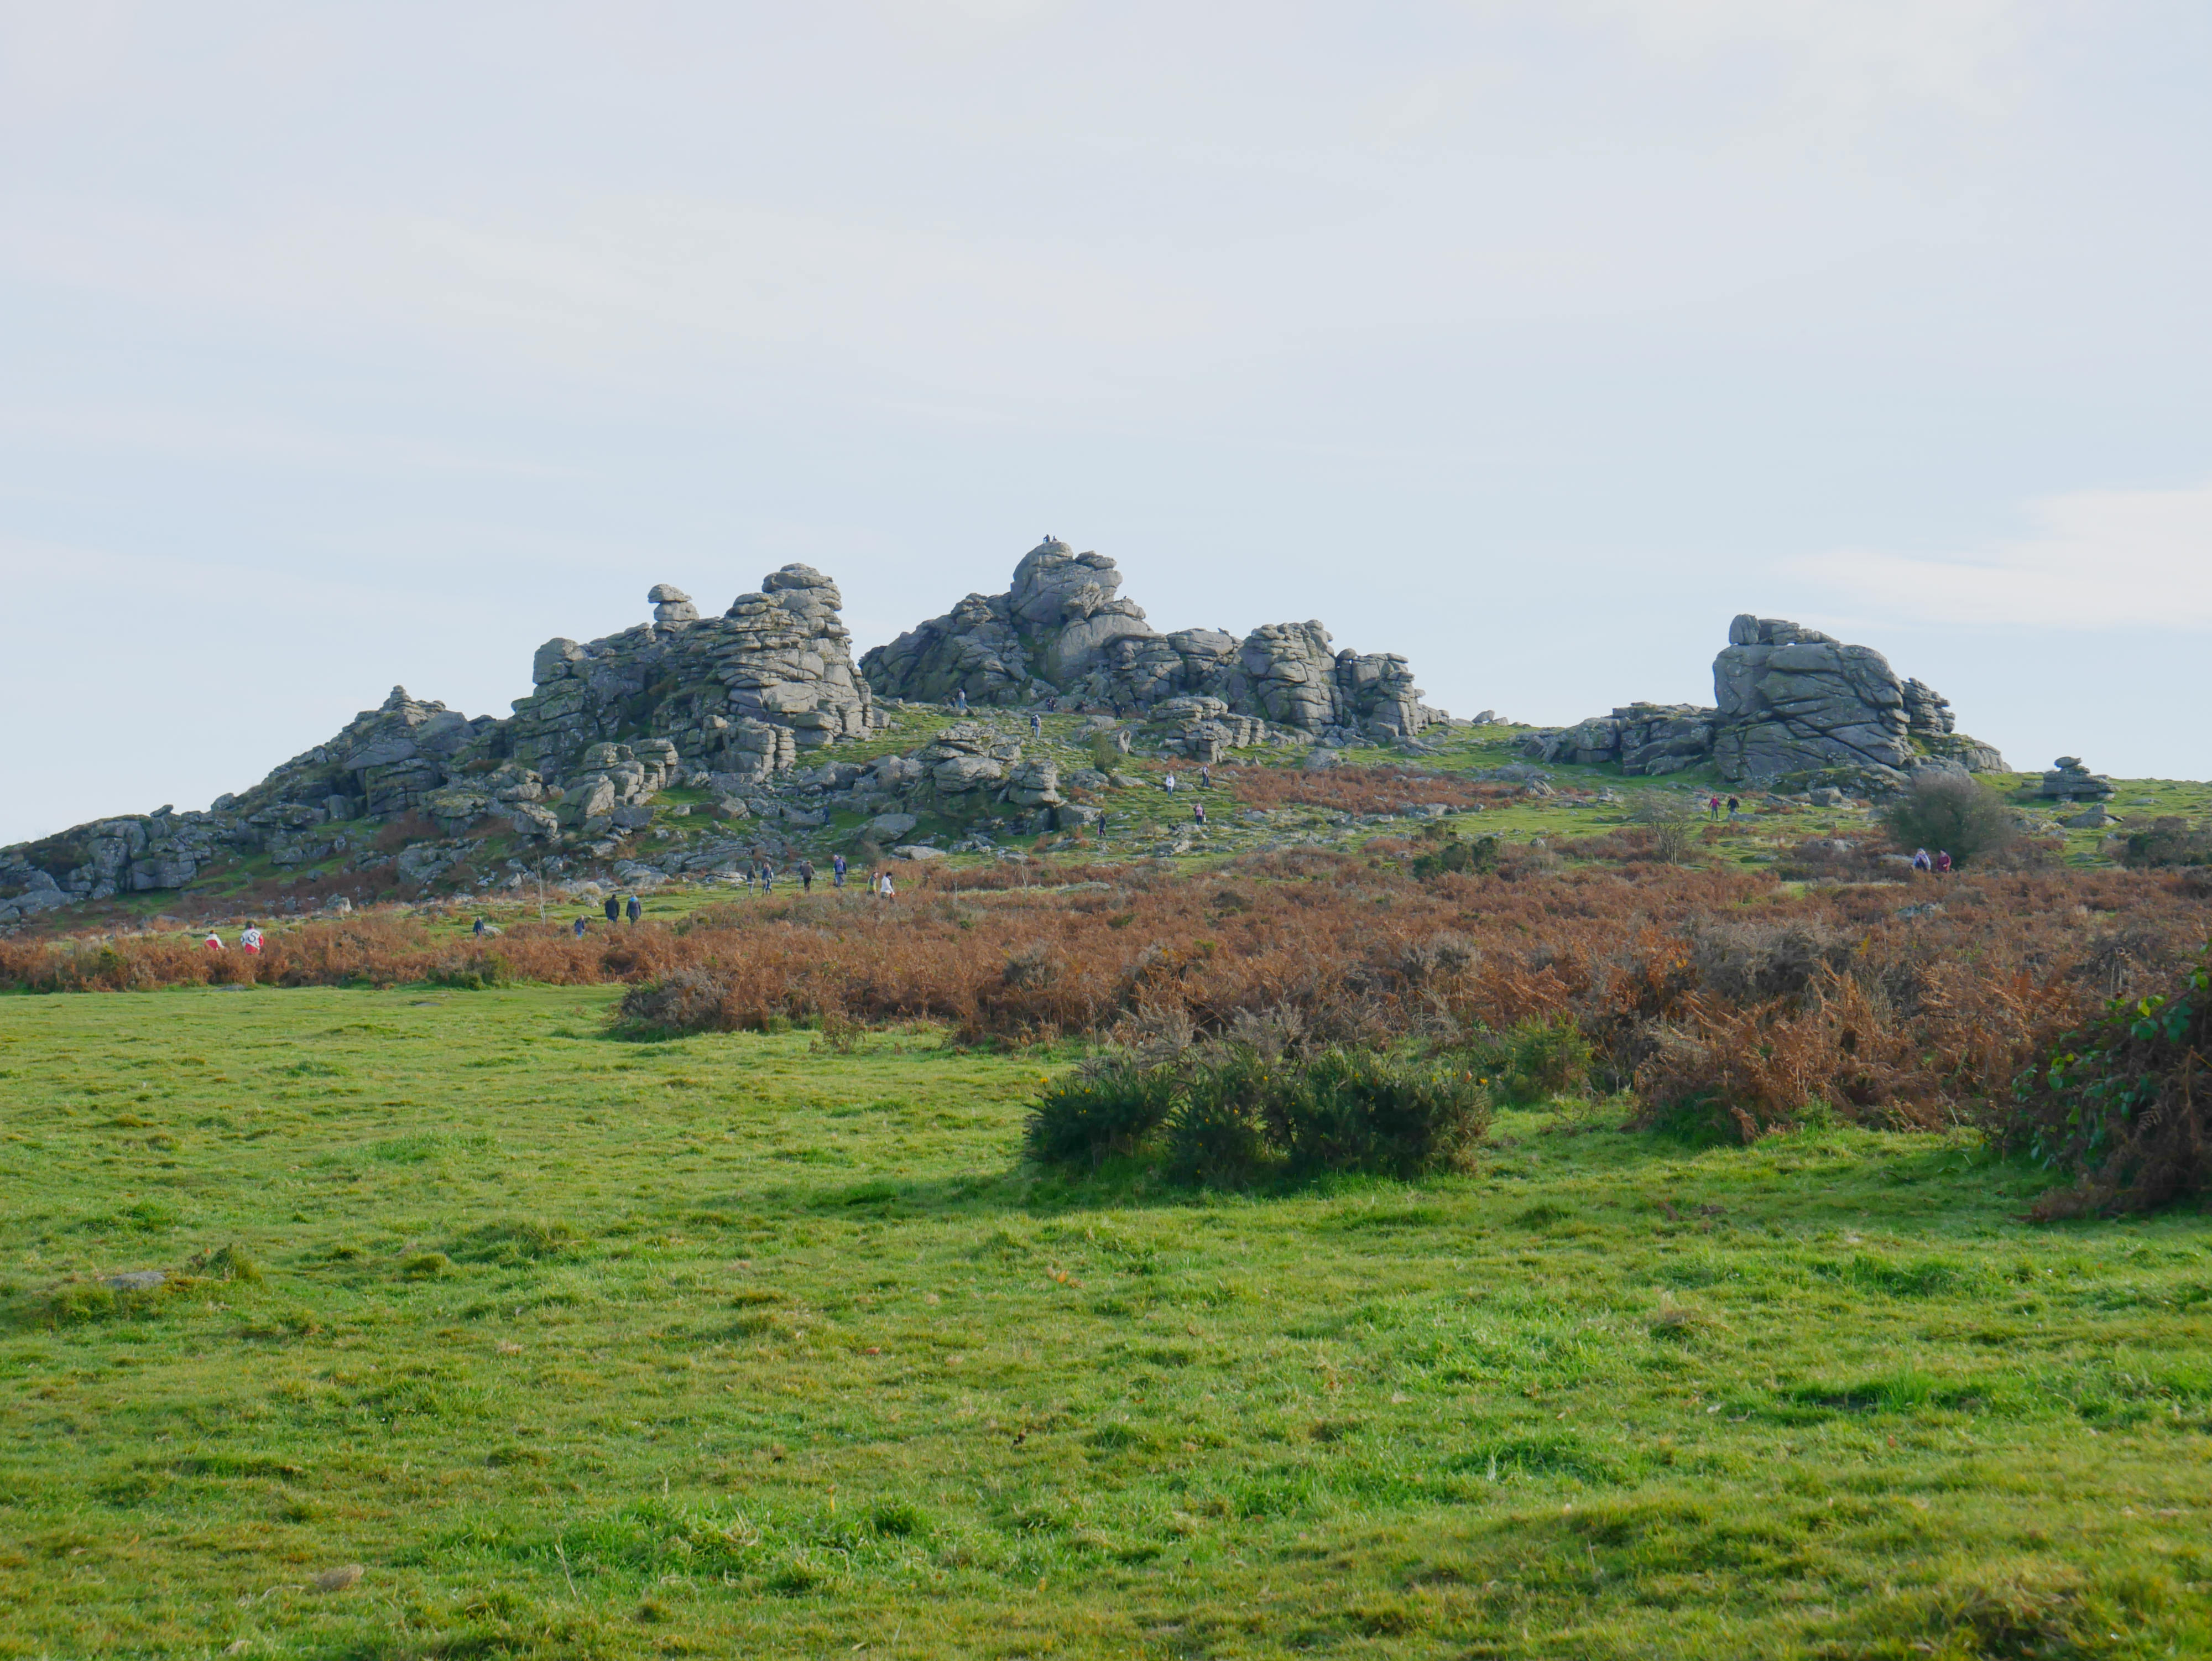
[1029,1046,1490,1184]
[1460,1016,1593,1106]
[1879,773,2018,866]
[1631,795,1700,865]
[2004,943,2212,1217]
[1410,834,1500,881]
[2121,818,2212,871]
[1024,1057,1180,1165]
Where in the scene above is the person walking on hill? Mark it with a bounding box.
[832,852,847,889]
[603,894,620,925]
[204,928,223,952]
[1199,764,1211,790]
[625,893,641,924]
[954,688,968,714]
[877,872,896,901]
[798,859,815,894]
[572,915,588,938]
[1707,795,1722,821]
[472,917,487,939]
[761,862,776,896]
[1029,711,1042,738]
[1193,801,1207,827]
[1726,795,1741,820]
[242,922,263,954]
[1164,771,1177,794]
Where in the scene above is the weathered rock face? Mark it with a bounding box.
[2041,757,2115,800]
[508,563,877,782]
[1709,616,1915,782]
[862,538,1444,740]
[1523,615,2006,788]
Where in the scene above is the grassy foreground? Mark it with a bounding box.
[3,987,2209,1659]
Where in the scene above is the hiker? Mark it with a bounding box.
[203,929,223,952]
[878,872,896,900]
[1934,850,1953,874]
[1193,802,1207,826]
[1164,772,1177,794]
[572,915,588,938]
[954,688,968,714]
[241,922,264,954]
[625,893,641,924]
[1029,711,1042,737]
[1199,764,1211,789]
[832,852,847,889]
[797,859,815,893]
[1726,795,1741,820]
[472,917,487,939]
[603,893,620,925]
[1707,795,1722,821]
[1911,847,1933,872]
[762,862,776,895]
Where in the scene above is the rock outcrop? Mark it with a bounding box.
[2040,757,2115,800]
[1,566,891,918]
[862,538,1444,742]
[1523,615,2006,790]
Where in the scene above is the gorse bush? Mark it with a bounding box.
[1261,1048,1489,1177]
[1879,773,2019,866]
[1029,1046,1490,1184]
[2006,941,2212,1217]
[1462,1016,1593,1106]
[1410,834,1500,881]
[1023,1058,1180,1165]
[2122,818,2212,870]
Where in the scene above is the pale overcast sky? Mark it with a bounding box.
[4,1,2209,843]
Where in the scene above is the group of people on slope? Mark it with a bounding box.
[1911,848,1953,874]
[201,922,264,953]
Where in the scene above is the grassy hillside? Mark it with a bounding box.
[4,986,2209,1658]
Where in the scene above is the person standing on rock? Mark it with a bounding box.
[603,894,620,925]
[625,893,641,924]
[832,852,847,889]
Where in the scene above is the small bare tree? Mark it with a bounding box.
[1632,793,1700,864]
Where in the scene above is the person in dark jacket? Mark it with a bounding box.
[625,893,641,924]
[603,894,620,924]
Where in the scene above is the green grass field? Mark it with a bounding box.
[4,986,2210,1658]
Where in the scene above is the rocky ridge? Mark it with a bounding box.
[1522,614,2007,792]
[861,538,1446,744]
[1,544,1448,925]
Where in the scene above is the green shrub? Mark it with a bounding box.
[1879,773,2018,866]
[1464,1016,1593,1106]
[1163,1053,1276,1186]
[1411,834,1500,881]
[1034,1048,1491,1185]
[2121,817,2212,869]
[1262,1048,1489,1178]
[1024,1059,1179,1165]
[426,952,510,991]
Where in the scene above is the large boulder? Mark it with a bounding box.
[861,537,1442,737]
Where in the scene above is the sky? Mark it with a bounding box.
[3,0,2209,845]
